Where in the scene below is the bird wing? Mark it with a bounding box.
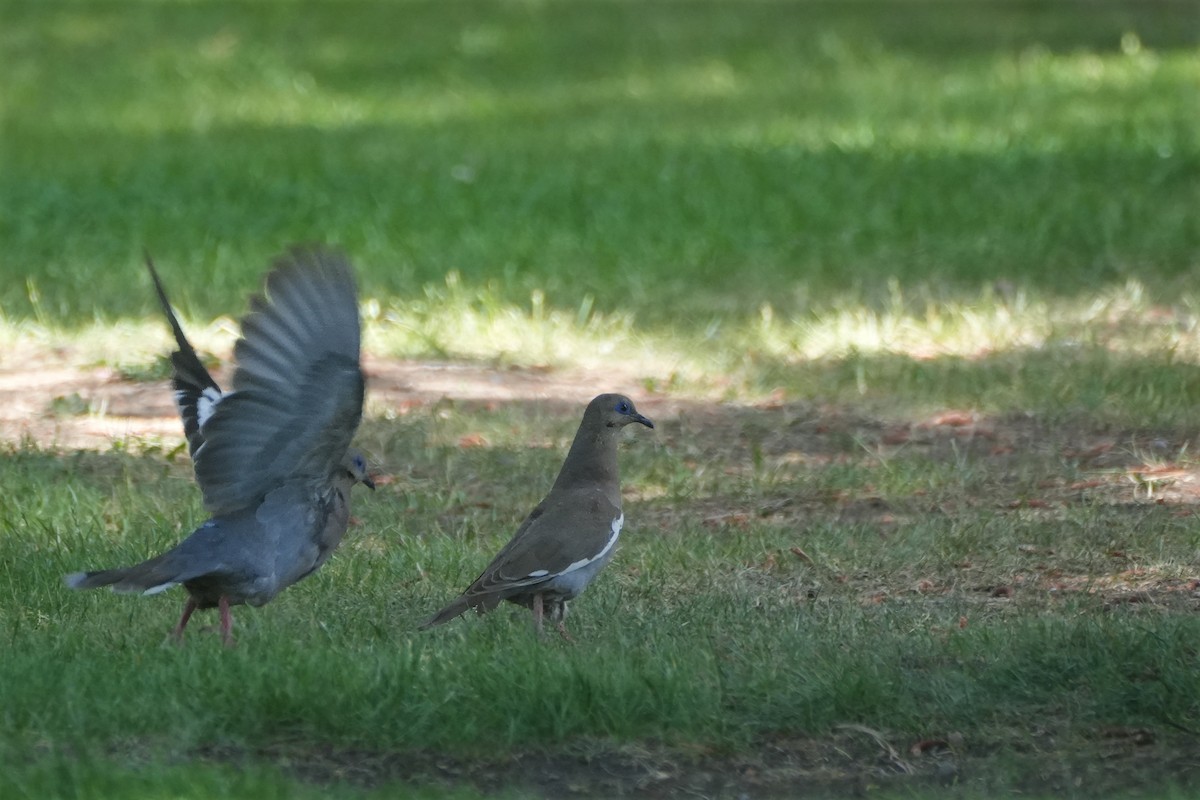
[460,487,623,604]
[191,247,364,515]
[145,254,225,460]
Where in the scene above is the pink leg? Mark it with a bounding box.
[172,597,198,643]
[218,595,235,647]
[531,593,545,636]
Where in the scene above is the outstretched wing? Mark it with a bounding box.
[145,254,225,460]
[192,246,364,515]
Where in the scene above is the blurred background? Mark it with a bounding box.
[4,0,1196,324]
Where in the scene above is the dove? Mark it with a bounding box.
[421,394,652,640]
[66,246,374,645]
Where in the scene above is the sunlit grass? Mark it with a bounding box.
[9,276,1200,420]
[747,279,1200,362]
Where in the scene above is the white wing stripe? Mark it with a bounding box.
[197,387,224,427]
[559,513,623,576]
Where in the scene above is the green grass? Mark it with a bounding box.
[3,0,1200,796]
[7,405,1200,796]
[2,0,1197,322]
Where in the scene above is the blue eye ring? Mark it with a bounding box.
[615,400,631,415]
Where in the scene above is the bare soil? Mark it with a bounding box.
[0,351,656,450]
[9,352,1200,614]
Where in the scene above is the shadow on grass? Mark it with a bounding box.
[3,0,1197,322]
[4,127,1195,323]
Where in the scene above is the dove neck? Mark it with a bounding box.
[551,426,620,494]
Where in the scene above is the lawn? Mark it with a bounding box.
[2,0,1200,797]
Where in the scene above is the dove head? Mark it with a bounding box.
[339,450,376,491]
[593,393,654,431]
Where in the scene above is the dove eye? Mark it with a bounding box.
[615,400,631,415]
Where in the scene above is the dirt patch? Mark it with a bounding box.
[9,349,1200,620]
[5,346,1196,481]
[0,352,657,451]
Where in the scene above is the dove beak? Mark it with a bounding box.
[633,413,654,429]
[362,475,377,490]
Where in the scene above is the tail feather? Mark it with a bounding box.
[418,592,506,630]
[63,553,184,595]
[64,571,100,590]
[418,596,472,630]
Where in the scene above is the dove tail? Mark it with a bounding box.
[65,568,133,591]
[419,591,512,630]
[64,557,180,596]
[65,570,108,590]
[418,597,474,630]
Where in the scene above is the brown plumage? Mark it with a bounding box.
[420,393,653,639]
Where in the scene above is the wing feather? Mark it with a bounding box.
[190,246,364,514]
[460,489,620,602]
[144,254,224,459]
[195,354,363,514]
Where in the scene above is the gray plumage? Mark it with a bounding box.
[145,253,221,460]
[420,393,653,639]
[66,246,374,645]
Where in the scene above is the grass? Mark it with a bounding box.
[2,0,1200,797]
[0,756,487,800]
[2,0,1197,322]
[7,404,1200,796]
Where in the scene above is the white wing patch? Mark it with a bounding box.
[141,582,178,596]
[560,513,623,576]
[526,569,550,578]
[197,387,224,427]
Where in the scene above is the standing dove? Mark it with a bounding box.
[66,246,374,645]
[421,393,653,639]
